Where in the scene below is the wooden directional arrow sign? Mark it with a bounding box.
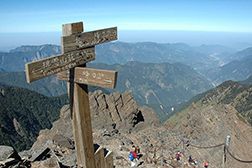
[25,47,95,83]
[61,27,117,53]
[57,67,118,89]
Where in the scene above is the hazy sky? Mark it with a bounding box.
[1,0,252,50]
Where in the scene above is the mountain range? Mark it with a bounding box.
[0,42,251,85]
[1,79,251,167]
[95,42,252,85]
[0,43,251,120]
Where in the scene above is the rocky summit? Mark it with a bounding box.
[1,90,252,168]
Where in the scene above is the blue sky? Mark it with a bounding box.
[0,0,252,49]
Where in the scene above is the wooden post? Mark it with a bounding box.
[73,82,96,167]
[104,151,113,168]
[62,22,96,168]
[94,147,105,168]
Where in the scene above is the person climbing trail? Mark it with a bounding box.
[188,155,192,163]
[175,152,181,161]
[204,161,208,168]
[129,145,138,167]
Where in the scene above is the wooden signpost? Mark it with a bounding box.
[25,21,118,168]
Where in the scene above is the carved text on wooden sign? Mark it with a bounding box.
[61,27,117,53]
[57,67,118,89]
[25,47,95,83]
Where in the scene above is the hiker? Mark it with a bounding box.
[193,158,198,165]
[188,155,192,163]
[204,161,208,168]
[175,152,181,161]
[188,155,197,165]
[128,146,138,167]
[135,145,140,154]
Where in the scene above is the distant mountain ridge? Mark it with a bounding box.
[0,42,241,72]
[229,47,252,61]
[194,44,237,56]
[239,75,252,84]
[0,44,61,71]
[10,44,61,53]
[1,42,251,85]
[205,58,252,85]
[95,42,218,71]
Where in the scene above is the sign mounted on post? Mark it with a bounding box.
[61,27,117,53]
[25,47,95,83]
[57,67,118,89]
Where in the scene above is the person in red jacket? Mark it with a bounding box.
[204,161,208,168]
[129,146,138,167]
[175,152,181,161]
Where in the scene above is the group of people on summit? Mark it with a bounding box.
[128,147,209,167]
[175,152,208,168]
[128,145,140,167]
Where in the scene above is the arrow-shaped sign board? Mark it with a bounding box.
[57,67,118,89]
[25,47,95,83]
[61,27,117,53]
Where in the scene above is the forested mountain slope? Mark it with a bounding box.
[0,85,68,151]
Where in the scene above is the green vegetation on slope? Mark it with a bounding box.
[167,80,252,126]
[0,85,68,151]
[0,72,67,96]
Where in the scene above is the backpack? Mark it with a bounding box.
[128,152,134,161]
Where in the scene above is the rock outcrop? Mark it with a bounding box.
[1,90,160,167]
[0,146,23,167]
[89,90,160,133]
